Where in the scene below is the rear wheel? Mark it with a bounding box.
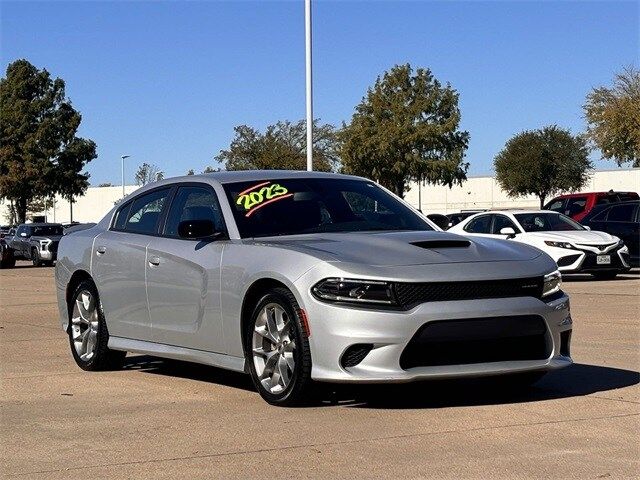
[68,279,126,371]
[591,271,618,280]
[245,287,313,406]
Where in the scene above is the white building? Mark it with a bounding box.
[405,168,639,214]
[1,168,638,224]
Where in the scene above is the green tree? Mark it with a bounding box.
[584,67,640,167]
[202,165,220,173]
[216,120,339,172]
[494,126,592,208]
[186,169,195,175]
[55,137,96,221]
[0,59,96,223]
[135,163,163,186]
[340,64,469,197]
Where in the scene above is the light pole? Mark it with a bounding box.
[121,155,130,197]
[305,0,313,171]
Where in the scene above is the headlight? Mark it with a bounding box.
[542,270,562,297]
[544,241,573,249]
[312,278,397,306]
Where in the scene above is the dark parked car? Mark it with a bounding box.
[581,200,639,267]
[426,213,450,230]
[0,225,16,238]
[8,223,64,266]
[446,210,486,229]
[544,191,639,222]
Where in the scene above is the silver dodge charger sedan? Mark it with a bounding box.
[55,171,572,406]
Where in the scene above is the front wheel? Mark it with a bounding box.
[245,287,313,406]
[0,247,15,269]
[68,279,126,371]
[31,248,43,267]
[591,271,618,280]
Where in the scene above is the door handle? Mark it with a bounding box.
[148,255,161,266]
[96,246,107,255]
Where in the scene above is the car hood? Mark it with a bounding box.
[524,230,617,244]
[251,231,543,266]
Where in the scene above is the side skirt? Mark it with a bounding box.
[108,336,246,373]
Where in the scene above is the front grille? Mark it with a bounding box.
[399,315,550,369]
[393,277,543,309]
[580,248,623,270]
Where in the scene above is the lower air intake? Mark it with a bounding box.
[400,315,550,369]
[341,344,373,368]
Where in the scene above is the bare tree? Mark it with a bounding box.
[135,163,163,186]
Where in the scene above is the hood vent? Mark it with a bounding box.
[411,240,471,249]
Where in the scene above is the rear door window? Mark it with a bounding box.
[113,202,131,230]
[607,204,637,222]
[123,189,170,235]
[464,215,492,234]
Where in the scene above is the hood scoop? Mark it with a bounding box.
[411,240,471,250]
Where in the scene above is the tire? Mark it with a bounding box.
[245,287,313,406]
[31,248,43,267]
[0,247,15,269]
[68,279,126,371]
[591,271,618,280]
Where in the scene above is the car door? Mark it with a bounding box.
[605,203,639,259]
[462,214,494,238]
[12,225,31,256]
[92,187,171,342]
[146,184,227,353]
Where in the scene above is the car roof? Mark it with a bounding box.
[182,170,361,184]
[550,191,638,199]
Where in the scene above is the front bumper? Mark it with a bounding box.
[300,289,573,383]
[37,241,58,261]
[551,244,630,274]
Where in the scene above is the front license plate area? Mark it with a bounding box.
[596,255,611,265]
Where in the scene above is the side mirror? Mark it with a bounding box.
[499,227,517,238]
[178,219,221,240]
[584,226,591,231]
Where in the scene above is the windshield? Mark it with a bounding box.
[32,225,63,236]
[514,213,585,232]
[223,177,433,238]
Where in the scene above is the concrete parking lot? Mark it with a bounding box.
[1,263,638,479]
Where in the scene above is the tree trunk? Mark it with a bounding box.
[539,195,546,209]
[395,180,405,198]
[16,197,28,224]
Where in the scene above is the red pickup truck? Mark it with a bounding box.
[544,191,639,222]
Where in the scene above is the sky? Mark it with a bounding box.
[1,0,638,186]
